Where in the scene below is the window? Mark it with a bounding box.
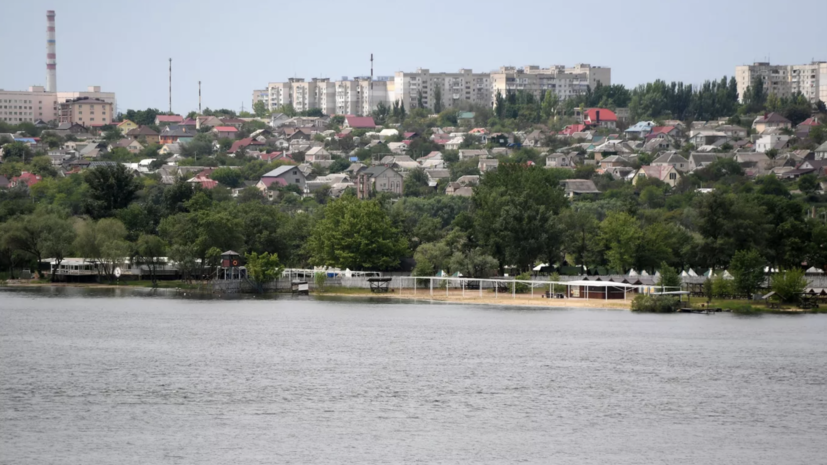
[295,179,300,183]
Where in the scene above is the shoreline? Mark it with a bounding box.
[2,281,631,310]
[318,290,632,310]
[5,281,822,313]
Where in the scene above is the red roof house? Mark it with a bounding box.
[213,126,239,139]
[344,115,376,129]
[560,124,587,136]
[583,108,618,128]
[10,171,42,188]
[228,138,264,155]
[155,115,184,125]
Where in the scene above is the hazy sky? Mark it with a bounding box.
[2,0,825,114]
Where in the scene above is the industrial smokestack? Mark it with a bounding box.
[46,10,57,92]
[169,58,172,113]
[198,81,202,114]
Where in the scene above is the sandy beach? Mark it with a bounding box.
[321,288,632,310]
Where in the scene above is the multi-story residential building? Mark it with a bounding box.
[491,64,611,105]
[252,89,268,109]
[58,97,113,126]
[259,63,609,115]
[0,85,116,124]
[0,86,56,123]
[393,68,491,110]
[267,81,294,110]
[736,61,827,103]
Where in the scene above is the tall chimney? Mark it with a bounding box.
[46,10,57,92]
[198,81,202,114]
[169,58,172,113]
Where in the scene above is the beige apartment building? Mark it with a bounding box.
[59,97,113,125]
[736,61,827,103]
[491,63,611,105]
[259,63,610,115]
[0,85,116,124]
[393,68,491,110]
[0,86,57,123]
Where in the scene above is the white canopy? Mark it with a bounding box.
[688,269,698,277]
[628,269,638,277]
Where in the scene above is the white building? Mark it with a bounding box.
[491,64,611,105]
[736,61,827,103]
[393,68,491,111]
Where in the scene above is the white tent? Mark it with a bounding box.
[723,270,733,279]
[688,269,698,277]
[681,271,689,277]
[628,269,638,277]
[805,266,824,274]
[641,270,649,276]
[654,271,661,277]
[533,263,548,271]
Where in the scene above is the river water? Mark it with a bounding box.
[1,287,826,464]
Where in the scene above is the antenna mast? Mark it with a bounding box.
[198,81,202,114]
[168,58,172,113]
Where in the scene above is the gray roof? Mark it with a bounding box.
[361,166,401,178]
[262,165,300,178]
[425,169,450,179]
[652,153,689,165]
[816,141,827,152]
[560,179,600,194]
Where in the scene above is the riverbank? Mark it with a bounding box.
[5,280,824,313]
[317,287,632,309]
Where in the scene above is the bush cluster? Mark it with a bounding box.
[631,294,680,313]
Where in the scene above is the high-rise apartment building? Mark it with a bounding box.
[490,64,611,105]
[252,89,268,109]
[393,69,491,111]
[258,63,611,115]
[736,61,827,103]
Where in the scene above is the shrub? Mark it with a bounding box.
[314,272,327,292]
[730,304,760,315]
[631,294,679,313]
[510,272,532,294]
[711,275,735,298]
[771,269,807,303]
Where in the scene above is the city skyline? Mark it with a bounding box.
[1,0,826,114]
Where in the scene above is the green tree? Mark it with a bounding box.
[413,242,451,277]
[73,218,129,282]
[0,142,33,163]
[771,269,807,303]
[599,212,642,273]
[809,125,826,145]
[541,90,560,120]
[135,234,167,286]
[253,100,268,118]
[84,164,139,218]
[1,212,74,278]
[729,249,766,296]
[433,86,443,114]
[209,167,242,188]
[656,261,681,290]
[309,196,408,270]
[403,168,432,197]
[244,251,284,293]
[448,248,499,278]
[798,173,819,195]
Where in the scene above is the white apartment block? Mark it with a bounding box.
[491,64,611,105]
[736,61,827,103]
[394,68,491,111]
[259,63,610,115]
[0,85,116,124]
